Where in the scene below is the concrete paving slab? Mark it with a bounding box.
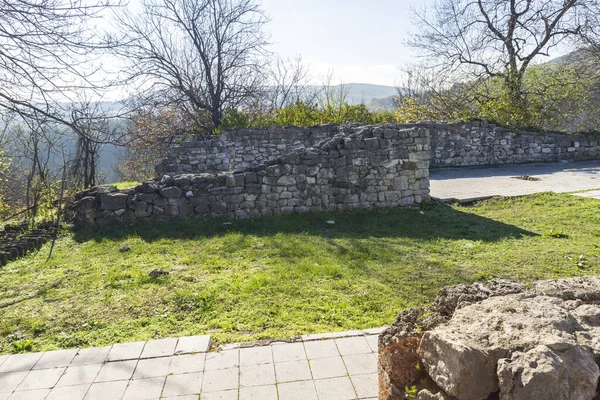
[343,353,378,375]
[309,356,347,379]
[271,343,306,363]
[200,389,238,400]
[7,389,50,400]
[351,373,379,399]
[33,349,78,370]
[45,384,90,400]
[239,346,272,366]
[140,338,177,359]
[0,371,28,394]
[239,384,278,400]
[15,368,65,391]
[0,353,43,373]
[274,360,312,382]
[335,337,372,356]
[314,376,356,400]
[175,335,211,355]
[201,367,238,392]
[169,353,205,375]
[84,381,128,400]
[239,363,275,387]
[162,372,203,397]
[107,341,145,362]
[365,335,378,353]
[277,380,318,400]
[430,160,600,201]
[163,396,199,400]
[304,340,340,360]
[70,347,110,366]
[133,357,171,379]
[122,376,166,400]
[56,364,102,387]
[95,360,137,382]
[204,350,239,371]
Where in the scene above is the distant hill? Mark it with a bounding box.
[544,49,593,66]
[327,83,399,110]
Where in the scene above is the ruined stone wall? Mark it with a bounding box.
[430,120,600,167]
[155,122,600,178]
[155,125,341,176]
[74,125,430,225]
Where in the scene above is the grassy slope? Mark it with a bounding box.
[1,192,600,354]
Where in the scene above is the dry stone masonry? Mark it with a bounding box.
[430,120,600,167]
[0,223,57,266]
[72,121,600,225]
[155,121,600,178]
[378,276,600,400]
[73,124,431,225]
[155,125,340,176]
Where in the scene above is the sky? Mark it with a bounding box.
[259,0,431,87]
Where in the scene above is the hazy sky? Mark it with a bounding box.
[260,0,430,87]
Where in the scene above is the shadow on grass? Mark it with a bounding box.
[72,202,537,244]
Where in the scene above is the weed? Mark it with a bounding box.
[542,229,569,238]
[12,339,33,353]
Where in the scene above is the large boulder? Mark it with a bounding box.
[379,277,600,400]
[418,294,592,400]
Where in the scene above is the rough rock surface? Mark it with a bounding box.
[379,277,600,400]
[497,345,598,400]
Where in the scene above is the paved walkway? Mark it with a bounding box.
[430,160,600,201]
[0,329,382,400]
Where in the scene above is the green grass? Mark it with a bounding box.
[111,181,141,190]
[1,192,600,354]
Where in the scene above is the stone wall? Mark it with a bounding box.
[155,122,600,178]
[0,223,57,266]
[155,125,341,176]
[378,276,600,400]
[430,120,600,167]
[74,125,430,225]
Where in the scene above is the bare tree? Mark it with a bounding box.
[409,0,600,117]
[115,0,269,131]
[68,99,126,188]
[320,70,350,111]
[0,0,120,127]
[1,113,68,222]
[266,56,320,110]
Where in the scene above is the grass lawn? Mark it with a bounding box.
[1,192,600,354]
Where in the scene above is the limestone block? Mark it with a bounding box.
[101,193,129,210]
[78,196,97,210]
[277,175,296,186]
[160,187,183,199]
[497,345,598,400]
